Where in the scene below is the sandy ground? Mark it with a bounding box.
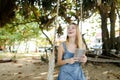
[0,56,120,80]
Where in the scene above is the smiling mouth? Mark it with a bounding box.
[69,32,73,34]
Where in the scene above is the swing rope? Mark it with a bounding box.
[79,0,83,48]
[47,0,60,80]
[80,0,83,33]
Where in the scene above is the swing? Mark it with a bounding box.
[47,0,60,80]
[47,0,83,80]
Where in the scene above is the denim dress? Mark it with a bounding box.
[57,42,86,80]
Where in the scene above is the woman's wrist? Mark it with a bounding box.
[64,59,68,64]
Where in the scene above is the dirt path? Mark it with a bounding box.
[0,57,120,80]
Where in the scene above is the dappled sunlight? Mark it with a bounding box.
[40,72,48,75]
[14,63,24,67]
[0,53,14,59]
[0,54,120,80]
[33,76,46,80]
[53,74,58,78]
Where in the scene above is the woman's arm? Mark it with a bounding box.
[79,54,87,63]
[57,44,66,66]
[81,43,87,63]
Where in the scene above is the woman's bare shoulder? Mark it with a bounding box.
[58,41,66,51]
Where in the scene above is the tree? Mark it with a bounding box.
[1,1,120,79]
[0,0,120,56]
[82,0,120,55]
[0,9,40,52]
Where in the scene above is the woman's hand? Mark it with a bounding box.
[79,54,87,63]
[65,57,79,64]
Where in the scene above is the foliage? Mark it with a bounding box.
[0,0,17,27]
[0,11,40,46]
[1,0,120,26]
[0,0,120,55]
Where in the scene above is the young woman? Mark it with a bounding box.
[57,23,87,80]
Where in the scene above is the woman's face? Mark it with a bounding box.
[67,24,76,37]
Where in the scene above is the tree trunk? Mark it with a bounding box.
[109,1,116,49]
[101,15,110,55]
[98,4,110,55]
[116,6,120,52]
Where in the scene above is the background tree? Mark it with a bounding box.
[0,0,120,56]
[82,0,120,55]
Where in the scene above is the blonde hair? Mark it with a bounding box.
[66,23,83,48]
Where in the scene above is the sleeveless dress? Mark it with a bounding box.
[57,42,86,80]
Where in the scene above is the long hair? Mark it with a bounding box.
[66,23,83,48]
